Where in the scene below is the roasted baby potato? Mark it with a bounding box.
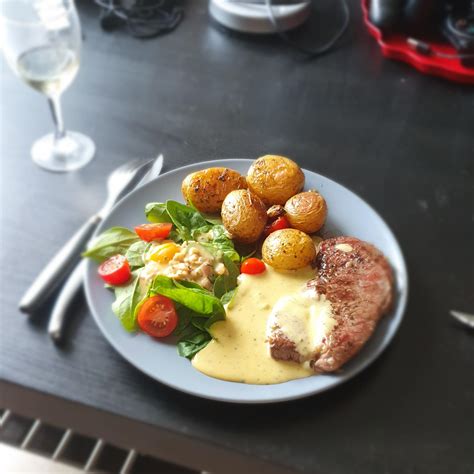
[266,205,285,219]
[181,167,247,214]
[246,155,304,205]
[262,228,316,270]
[284,191,327,233]
[221,189,267,244]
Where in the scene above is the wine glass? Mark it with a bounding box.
[0,0,95,172]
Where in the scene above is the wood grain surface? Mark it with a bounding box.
[1,1,473,473]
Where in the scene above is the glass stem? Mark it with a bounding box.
[48,95,66,141]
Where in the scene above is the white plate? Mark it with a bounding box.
[84,159,408,403]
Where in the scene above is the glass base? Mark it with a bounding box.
[31,131,95,172]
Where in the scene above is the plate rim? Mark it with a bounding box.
[84,158,408,404]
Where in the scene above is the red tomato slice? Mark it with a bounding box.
[241,258,266,275]
[135,223,173,242]
[98,255,131,285]
[263,216,290,237]
[137,295,178,338]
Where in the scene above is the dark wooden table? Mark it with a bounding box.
[1,1,473,472]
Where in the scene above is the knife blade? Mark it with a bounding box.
[450,310,474,329]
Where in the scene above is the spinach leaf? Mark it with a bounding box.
[191,317,209,331]
[221,288,237,306]
[173,305,215,358]
[213,255,239,298]
[172,304,193,336]
[209,225,233,247]
[125,240,149,268]
[144,202,172,223]
[149,274,226,359]
[111,272,149,331]
[177,329,212,359]
[202,216,222,226]
[82,227,139,262]
[149,275,225,318]
[165,200,208,240]
[194,225,240,263]
[203,308,226,329]
[174,279,210,292]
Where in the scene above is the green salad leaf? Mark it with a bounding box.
[165,200,208,241]
[201,216,222,226]
[149,275,225,319]
[213,255,239,298]
[144,202,172,223]
[84,199,244,360]
[177,328,212,359]
[195,225,240,263]
[82,227,139,262]
[149,275,226,358]
[111,272,149,331]
[221,288,237,306]
[172,305,194,336]
[125,240,149,268]
[144,201,239,261]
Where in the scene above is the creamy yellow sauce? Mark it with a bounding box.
[268,292,336,359]
[192,266,321,384]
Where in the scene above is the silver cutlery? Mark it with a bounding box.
[19,156,161,314]
[450,310,474,329]
[48,154,164,341]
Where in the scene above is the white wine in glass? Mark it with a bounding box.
[0,0,95,172]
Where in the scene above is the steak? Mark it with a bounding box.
[267,236,394,372]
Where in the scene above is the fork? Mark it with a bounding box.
[19,157,158,314]
[48,154,165,340]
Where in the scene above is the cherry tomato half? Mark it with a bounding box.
[241,258,266,275]
[137,295,178,338]
[135,223,173,242]
[98,254,131,285]
[263,216,290,237]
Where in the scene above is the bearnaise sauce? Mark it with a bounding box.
[192,266,331,384]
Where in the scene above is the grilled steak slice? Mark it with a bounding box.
[267,236,394,372]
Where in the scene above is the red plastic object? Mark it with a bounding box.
[362,0,474,84]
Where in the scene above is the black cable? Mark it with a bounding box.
[94,0,183,38]
[265,0,350,58]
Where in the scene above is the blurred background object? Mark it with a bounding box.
[93,0,184,37]
[209,0,351,57]
[209,0,313,33]
[364,0,474,82]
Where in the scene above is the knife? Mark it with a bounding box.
[450,310,474,329]
[48,154,164,341]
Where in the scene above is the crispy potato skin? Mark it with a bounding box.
[221,189,267,244]
[284,191,327,233]
[262,229,316,270]
[181,168,247,214]
[246,155,304,205]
